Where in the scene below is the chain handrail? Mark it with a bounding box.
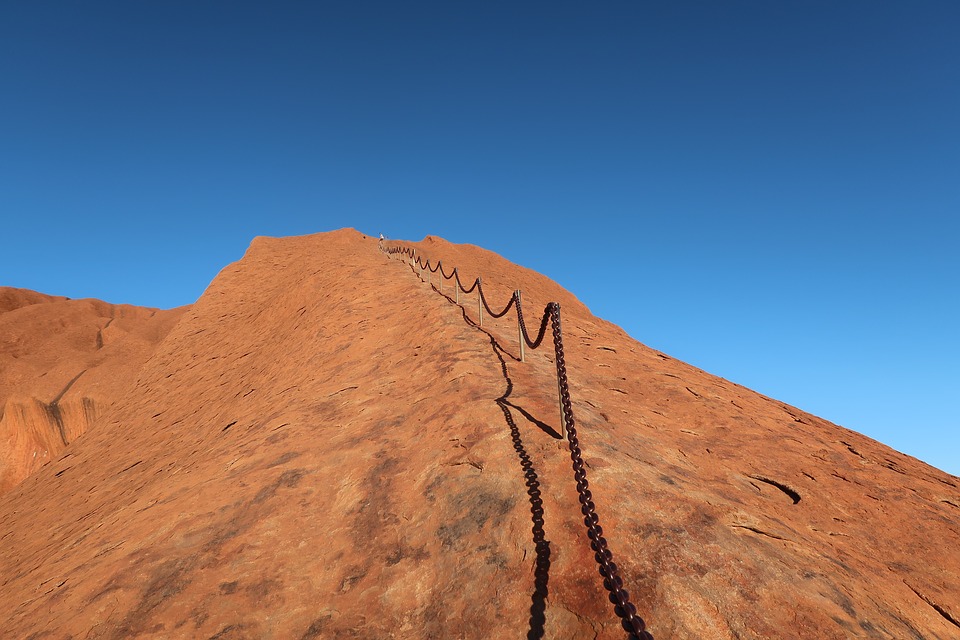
[479,283,517,319]
[380,241,653,640]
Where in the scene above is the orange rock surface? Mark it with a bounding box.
[0,288,186,494]
[0,229,957,639]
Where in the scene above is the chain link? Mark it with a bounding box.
[382,242,651,639]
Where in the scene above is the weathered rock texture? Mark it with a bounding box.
[0,229,957,639]
[0,288,186,494]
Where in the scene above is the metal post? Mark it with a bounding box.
[438,266,442,293]
[516,290,525,363]
[477,277,483,327]
[455,270,459,304]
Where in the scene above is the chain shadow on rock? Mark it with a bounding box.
[491,337,552,640]
[421,270,555,639]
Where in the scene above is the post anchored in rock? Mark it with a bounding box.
[516,290,525,363]
[477,277,483,328]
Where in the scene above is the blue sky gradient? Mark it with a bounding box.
[2,2,957,474]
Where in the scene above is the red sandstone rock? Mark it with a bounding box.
[0,287,187,494]
[0,230,957,639]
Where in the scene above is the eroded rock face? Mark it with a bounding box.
[0,231,957,639]
[0,287,187,493]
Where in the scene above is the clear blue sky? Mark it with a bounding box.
[2,2,957,475]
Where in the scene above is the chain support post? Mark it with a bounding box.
[455,269,459,304]
[478,277,483,327]
[516,290,525,363]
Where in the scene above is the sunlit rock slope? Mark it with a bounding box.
[0,229,957,639]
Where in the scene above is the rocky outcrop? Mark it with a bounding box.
[0,287,187,494]
[0,231,956,639]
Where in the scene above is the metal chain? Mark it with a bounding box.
[516,295,551,350]
[458,273,479,294]
[382,242,653,639]
[479,283,517,318]
[550,304,653,640]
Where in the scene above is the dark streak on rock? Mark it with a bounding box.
[300,616,333,639]
[218,581,239,595]
[208,624,247,639]
[828,585,857,619]
[436,489,516,551]
[221,421,237,432]
[113,557,194,636]
[45,369,88,446]
[253,469,308,505]
[338,565,368,592]
[267,451,301,468]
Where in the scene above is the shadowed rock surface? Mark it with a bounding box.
[0,288,187,494]
[0,229,957,639]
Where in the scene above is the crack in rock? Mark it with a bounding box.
[748,474,801,504]
[731,525,787,541]
[904,581,960,630]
